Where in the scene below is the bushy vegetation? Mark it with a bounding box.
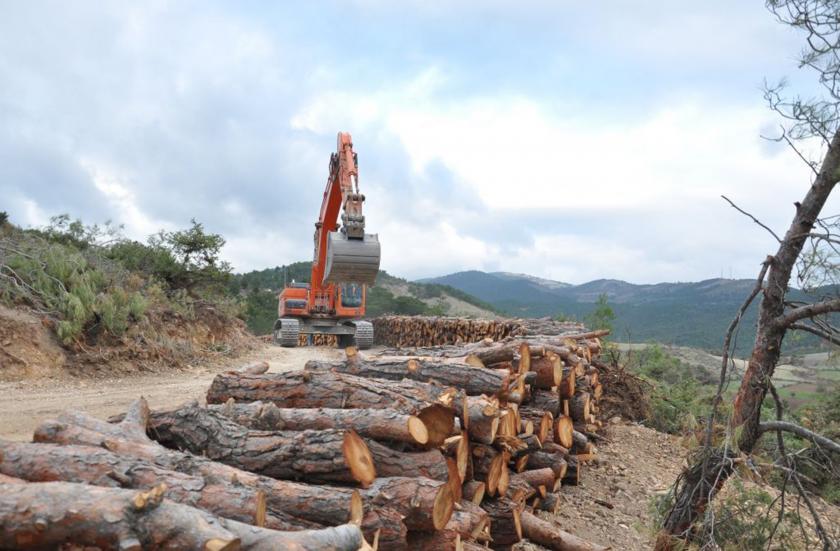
[0,214,238,346]
[621,344,716,434]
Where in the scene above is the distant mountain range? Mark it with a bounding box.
[420,271,820,352]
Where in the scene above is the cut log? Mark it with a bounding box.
[406,499,488,550]
[443,432,470,482]
[481,497,523,549]
[562,456,581,486]
[0,481,245,551]
[360,476,454,531]
[555,415,574,449]
[462,480,486,504]
[526,451,568,480]
[505,474,536,504]
[0,440,275,529]
[139,402,375,486]
[520,510,609,551]
[537,492,562,514]
[528,390,561,417]
[530,354,563,389]
[571,430,594,455]
[306,357,512,397]
[559,368,576,399]
[211,401,429,446]
[471,444,507,497]
[462,395,500,444]
[361,508,407,551]
[520,408,553,444]
[206,371,457,446]
[364,439,448,480]
[512,468,559,493]
[33,400,370,529]
[569,392,590,423]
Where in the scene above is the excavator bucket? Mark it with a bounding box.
[323,232,381,285]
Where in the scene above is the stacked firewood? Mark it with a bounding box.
[371,315,589,347]
[0,329,611,551]
[298,333,338,346]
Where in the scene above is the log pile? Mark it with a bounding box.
[371,315,594,347]
[0,323,612,551]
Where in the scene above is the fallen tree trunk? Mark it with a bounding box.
[209,401,429,446]
[306,357,512,397]
[141,402,376,486]
[520,510,609,551]
[206,371,457,446]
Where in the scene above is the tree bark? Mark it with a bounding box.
[33,400,367,529]
[0,440,276,529]
[481,497,523,549]
[360,476,454,531]
[206,371,457,446]
[406,500,488,550]
[520,510,609,551]
[142,402,376,486]
[209,401,429,446]
[305,357,512,397]
[364,439,449,481]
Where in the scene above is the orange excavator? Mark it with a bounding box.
[274,132,381,349]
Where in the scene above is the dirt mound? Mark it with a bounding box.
[0,305,67,380]
[0,304,259,381]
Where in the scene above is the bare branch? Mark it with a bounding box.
[789,321,840,345]
[776,298,840,327]
[721,195,782,242]
[758,421,840,455]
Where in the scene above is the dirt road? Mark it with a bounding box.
[0,344,345,442]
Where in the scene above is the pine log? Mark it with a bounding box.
[537,492,562,514]
[520,408,554,444]
[0,440,276,529]
[468,343,515,366]
[569,392,590,423]
[206,371,457,446]
[443,432,470,482]
[360,508,407,551]
[364,439,448,481]
[512,467,559,493]
[33,400,368,529]
[526,450,568,480]
[140,402,375,486]
[520,510,609,551]
[530,355,563,389]
[482,497,523,549]
[306,357,512,397]
[562,456,581,486]
[463,395,501,444]
[222,518,368,551]
[555,415,574,449]
[462,480,486,504]
[360,476,454,531]
[406,499,488,550]
[210,401,429,446]
[471,444,508,497]
[505,474,536,504]
[0,481,243,550]
[528,390,561,417]
[559,367,576,399]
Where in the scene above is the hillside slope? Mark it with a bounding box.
[423,271,823,352]
[231,263,499,334]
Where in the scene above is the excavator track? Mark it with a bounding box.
[353,321,374,350]
[274,318,300,348]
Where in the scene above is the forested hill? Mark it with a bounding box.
[231,263,499,335]
[421,271,826,353]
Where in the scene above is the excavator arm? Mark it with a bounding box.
[312,132,381,286]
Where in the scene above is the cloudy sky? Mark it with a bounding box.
[1,1,832,283]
